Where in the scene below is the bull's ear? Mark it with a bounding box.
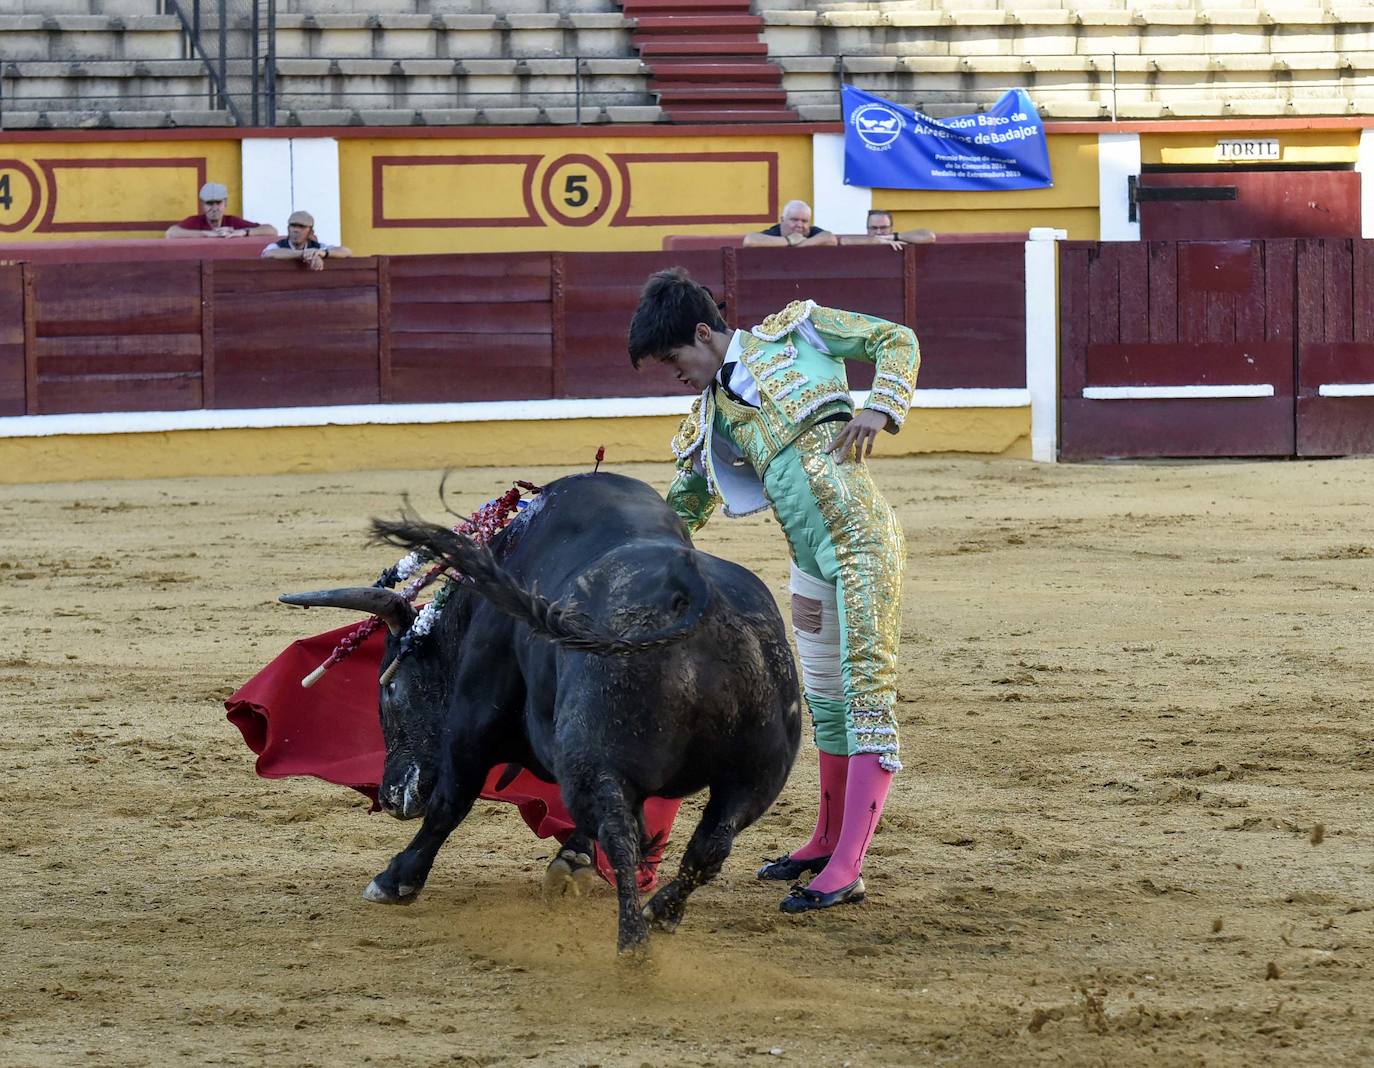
[279,587,417,636]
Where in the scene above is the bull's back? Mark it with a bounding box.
[496,472,690,594]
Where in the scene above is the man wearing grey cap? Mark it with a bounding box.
[166,182,277,240]
[261,210,351,272]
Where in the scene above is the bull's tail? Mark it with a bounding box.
[370,516,711,655]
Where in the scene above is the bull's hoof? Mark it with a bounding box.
[641,886,685,933]
[541,849,600,899]
[362,878,420,905]
[616,936,653,964]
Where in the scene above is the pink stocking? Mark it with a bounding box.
[788,751,849,861]
[806,753,893,893]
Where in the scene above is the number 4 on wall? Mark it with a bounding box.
[0,174,12,211]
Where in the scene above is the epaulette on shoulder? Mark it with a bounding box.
[670,392,709,460]
[750,299,816,342]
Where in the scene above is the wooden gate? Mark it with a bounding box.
[1060,240,1296,460]
[1296,239,1374,456]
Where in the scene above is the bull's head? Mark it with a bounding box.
[279,587,447,821]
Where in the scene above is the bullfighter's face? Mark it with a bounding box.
[662,324,727,393]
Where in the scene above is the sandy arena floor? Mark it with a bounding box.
[2,455,1372,1067]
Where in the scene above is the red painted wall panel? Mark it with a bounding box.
[1061,238,1296,460]
[211,263,380,409]
[390,301,552,335]
[911,242,1025,390]
[0,266,24,416]
[560,250,719,399]
[1061,397,1295,459]
[1296,239,1374,455]
[387,252,554,403]
[33,374,202,415]
[28,260,205,413]
[388,333,554,404]
[31,261,201,337]
[1139,170,1361,241]
[388,253,552,303]
[212,261,380,295]
[212,331,380,409]
[1085,342,1290,388]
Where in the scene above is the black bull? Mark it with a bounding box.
[282,472,801,952]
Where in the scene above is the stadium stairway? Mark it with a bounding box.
[621,0,797,122]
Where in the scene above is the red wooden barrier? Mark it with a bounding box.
[2,244,1029,420]
[30,259,206,414]
[1296,239,1374,456]
[212,259,381,410]
[1060,240,1296,460]
[0,265,24,417]
[387,253,553,404]
[560,250,719,399]
[912,242,1025,390]
[0,237,273,265]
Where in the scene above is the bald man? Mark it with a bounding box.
[744,200,839,248]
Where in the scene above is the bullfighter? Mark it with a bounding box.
[628,267,919,914]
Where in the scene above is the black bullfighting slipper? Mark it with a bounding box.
[779,877,866,914]
[756,853,832,881]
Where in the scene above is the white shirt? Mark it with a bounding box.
[715,330,761,406]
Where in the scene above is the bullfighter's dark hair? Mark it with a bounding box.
[627,266,729,368]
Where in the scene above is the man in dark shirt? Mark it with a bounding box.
[165,182,277,240]
[261,210,352,272]
[743,200,838,248]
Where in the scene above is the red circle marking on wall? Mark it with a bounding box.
[0,160,42,233]
[538,154,612,228]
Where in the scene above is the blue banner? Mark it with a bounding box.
[842,85,1053,191]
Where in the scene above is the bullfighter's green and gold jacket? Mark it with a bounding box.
[667,299,920,532]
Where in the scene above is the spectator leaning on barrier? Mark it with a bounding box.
[841,209,938,250]
[261,210,352,272]
[743,199,838,249]
[166,182,277,240]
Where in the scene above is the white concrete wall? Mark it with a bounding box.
[1358,129,1374,241]
[1097,132,1141,242]
[1025,229,1064,463]
[242,137,343,245]
[811,131,872,235]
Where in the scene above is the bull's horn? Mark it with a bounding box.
[279,587,416,636]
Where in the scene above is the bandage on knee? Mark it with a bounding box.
[789,563,843,700]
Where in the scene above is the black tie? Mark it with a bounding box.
[717,361,747,405]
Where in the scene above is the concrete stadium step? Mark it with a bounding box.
[278,0,619,10]
[660,104,799,122]
[6,0,161,14]
[273,55,651,112]
[0,14,184,62]
[645,60,782,82]
[338,102,658,126]
[622,0,751,11]
[635,37,769,56]
[629,15,764,34]
[268,13,632,61]
[651,85,789,104]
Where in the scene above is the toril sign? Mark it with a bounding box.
[1216,139,1280,161]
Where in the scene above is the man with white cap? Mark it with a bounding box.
[166,181,277,240]
[261,210,351,272]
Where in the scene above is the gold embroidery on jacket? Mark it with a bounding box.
[751,299,815,341]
